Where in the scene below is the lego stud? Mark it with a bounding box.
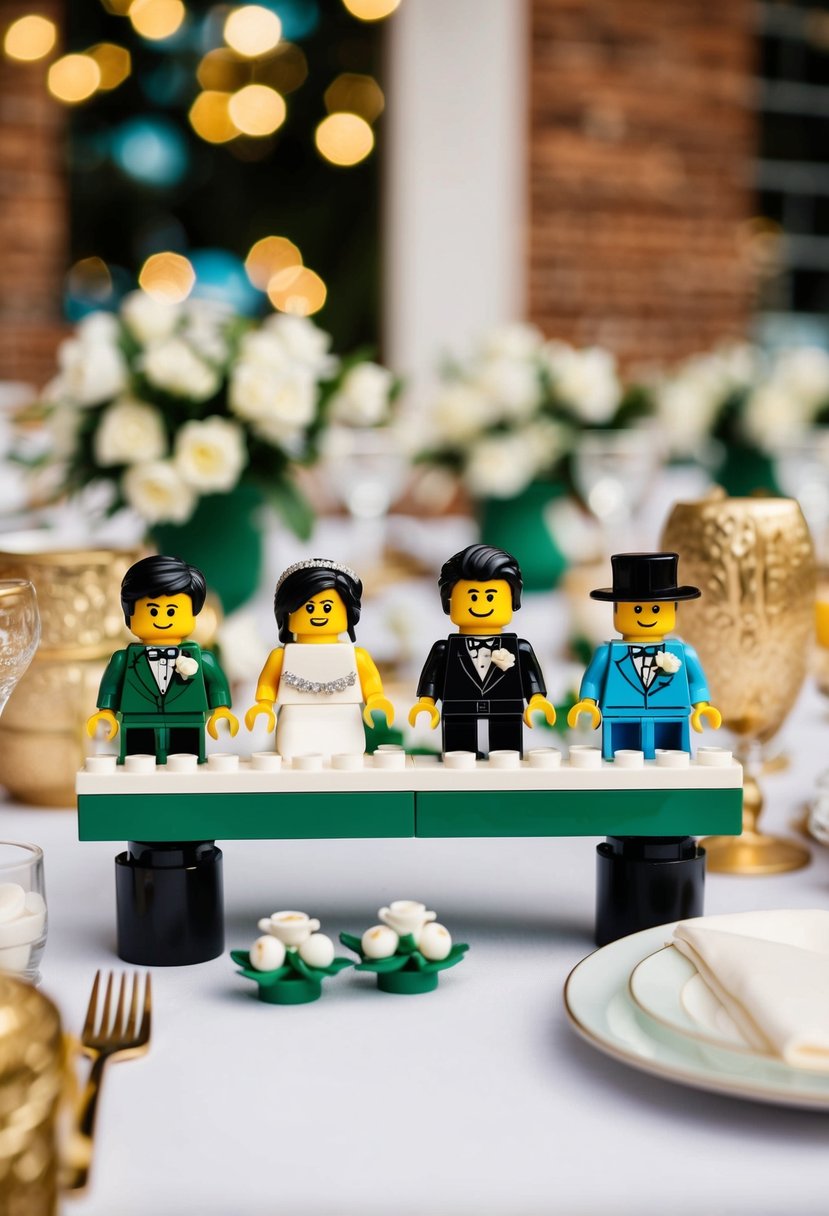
[124,754,156,774]
[488,750,520,769]
[372,749,406,770]
[166,753,199,773]
[696,747,733,767]
[85,755,118,774]
[293,753,323,771]
[251,752,282,771]
[375,744,405,753]
[568,746,602,769]
[331,753,364,771]
[444,751,477,770]
[655,749,691,769]
[614,750,644,770]
[527,748,561,769]
[207,753,239,772]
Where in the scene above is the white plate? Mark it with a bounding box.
[564,924,829,1110]
[629,945,750,1052]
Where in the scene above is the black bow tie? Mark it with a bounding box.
[146,646,179,661]
[467,638,497,651]
[629,645,662,659]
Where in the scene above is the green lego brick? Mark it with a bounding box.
[77,791,415,842]
[414,787,742,838]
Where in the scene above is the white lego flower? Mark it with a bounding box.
[298,932,335,969]
[229,362,317,445]
[122,460,196,524]
[262,313,339,378]
[56,317,128,407]
[429,381,497,445]
[475,354,541,421]
[141,337,221,402]
[174,416,246,493]
[490,648,515,671]
[250,934,286,972]
[175,654,199,679]
[543,343,621,423]
[94,398,167,467]
[257,911,320,947]
[378,900,436,941]
[481,322,545,361]
[655,651,681,674]
[328,362,394,427]
[361,925,399,959]
[121,290,181,347]
[418,922,452,961]
[463,430,540,499]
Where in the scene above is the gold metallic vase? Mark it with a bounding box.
[662,491,816,874]
[0,541,142,807]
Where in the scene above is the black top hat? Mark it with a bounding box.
[589,553,701,603]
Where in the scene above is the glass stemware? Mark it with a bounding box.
[0,580,40,718]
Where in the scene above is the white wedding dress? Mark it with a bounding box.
[275,642,365,761]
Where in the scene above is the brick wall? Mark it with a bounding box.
[0,1,67,390]
[529,0,757,367]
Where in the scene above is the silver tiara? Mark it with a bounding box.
[275,558,359,593]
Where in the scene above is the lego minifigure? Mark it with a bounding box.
[567,552,721,760]
[408,544,555,757]
[87,554,238,764]
[245,559,394,760]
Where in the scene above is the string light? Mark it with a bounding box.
[228,84,285,136]
[245,236,302,290]
[47,54,101,104]
[138,252,195,302]
[224,5,281,57]
[315,112,374,166]
[129,0,185,41]
[267,265,326,315]
[87,43,131,91]
[324,74,384,123]
[189,90,237,144]
[3,14,57,62]
[341,0,401,20]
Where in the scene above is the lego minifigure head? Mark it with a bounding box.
[588,553,700,642]
[439,545,522,632]
[613,600,677,640]
[120,555,206,645]
[274,559,363,643]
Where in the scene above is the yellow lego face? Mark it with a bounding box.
[129,594,196,644]
[613,600,677,639]
[288,589,348,639]
[449,579,514,631]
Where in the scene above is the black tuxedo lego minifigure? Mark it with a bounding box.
[409,545,555,757]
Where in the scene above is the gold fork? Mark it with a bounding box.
[63,971,152,1193]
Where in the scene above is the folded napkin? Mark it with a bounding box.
[672,910,829,1069]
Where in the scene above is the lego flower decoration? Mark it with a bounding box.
[232,910,352,1005]
[36,295,395,539]
[174,655,199,679]
[490,648,516,671]
[655,652,681,674]
[340,900,468,995]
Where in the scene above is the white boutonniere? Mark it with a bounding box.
[175,654,199,679]
[490,648,516,671]
[655,651,681,674]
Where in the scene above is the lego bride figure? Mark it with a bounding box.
[245,559,394,761]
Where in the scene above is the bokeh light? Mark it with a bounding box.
[273,0,319,41]
[139,251,195,302]
[47,55,101,104]
[129,0,186,42]
[315,112,374,166]
[87,43,132,91]
[245,235,302,290]
[189,90,237,144]
[64,257,118,319]
[324,73,384,123]
[196,48,248,93]
[3,14,57,62]
[228,84,286,136]
[100,0,133,13]
[341,0,400,20]
[267,265,326,315]
[257,42,307,94]
[190,248,262,314]
[112,116,189,186]
[224,6,282,57]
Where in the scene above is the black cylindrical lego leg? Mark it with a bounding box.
[595,836,705,947]
[115,841,224,966]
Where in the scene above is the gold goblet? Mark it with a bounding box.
[662,491,816,874]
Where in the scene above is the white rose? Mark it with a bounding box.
[464,431,539,499]
[237,329,291,371]
[656,371,723,457]
[215,610,269,682]
[328,362,394,427]
[47,404,82,460]
[429,381,498,445]
[57,328,128,407]
[141,338,221,402]
[77,311,120,344]
[544,344,620,423]
[490,648,515,671]
[482,322,544,361]
[175,654,199,678]
[180,300,232,364]
[262,313,339,378]
[655,651,681,674]
[121,290,181,346]
[475,354,541,421]
[772,347,829,409]
[229,363,317,444]
[741,382,809,451]
[93,398,167,467]
[122,460,196,524]
[174,416,247,492]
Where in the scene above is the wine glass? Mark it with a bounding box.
[321,426,407,572]
[573,426,661,553]
[0,580,40,718]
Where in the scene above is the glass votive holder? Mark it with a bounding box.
[0,842,47,983]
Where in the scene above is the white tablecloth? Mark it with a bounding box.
[7,682,829,1216]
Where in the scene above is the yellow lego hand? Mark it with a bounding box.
[690,701,722,733]
[86,709,119,741]
[245,700,276,733]
[363,693,395,729]
[207,707,239,740]
[567,698,602,730]
[408,696,440,730]
[523,694,556,728]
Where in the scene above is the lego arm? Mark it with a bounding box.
[245,648,284,733]
[355,647,395,728]
[517,640,556,727]
[86,649,127,740]
[201,648,239,740]
[566,644,608,730]
[408,641,445,730]
[682,642,722,733]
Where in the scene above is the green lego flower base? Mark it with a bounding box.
[257,976,323,1005]
[230,948,352,1005]
[377,969,439,995]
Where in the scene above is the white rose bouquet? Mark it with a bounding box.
[35,292,395,540]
